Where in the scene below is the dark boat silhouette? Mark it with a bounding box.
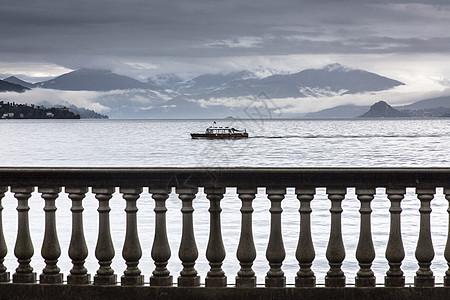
[191,123,248,139]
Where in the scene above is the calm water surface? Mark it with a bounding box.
[0,119,449,285]
[1,118,450,167]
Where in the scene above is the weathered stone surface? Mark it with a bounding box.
[0,285,449,300]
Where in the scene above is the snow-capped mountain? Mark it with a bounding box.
[206,63,404,99]
[175,70,258,94]
[147,74,184,90]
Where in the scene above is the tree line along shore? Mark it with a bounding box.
[0,101,80,119]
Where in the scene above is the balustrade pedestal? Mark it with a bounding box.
[385,188,405,287]
[39,187,63,284]
[121,187,144,286]
[414,188,435,287]
[445,188,450,286]
[12,186,36,283]
[355,188,376,287]
[265,188,286,288]
[66,187,91,285]
[149,188,173,287]
[236,188,257,288]
[295,188,316,287]
[93,187,117,285]
[0,186,9,282]
[205,187,227,287]
[177,188,200,287]
[325,188,346,287]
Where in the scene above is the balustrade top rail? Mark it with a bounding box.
[0,167,450,188]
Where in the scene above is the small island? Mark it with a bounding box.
[358,101,409,118]
[0,101,80,119]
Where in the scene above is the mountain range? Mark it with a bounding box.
[3,63,404,95]
[197,63,404,99]
[3,63,448,118]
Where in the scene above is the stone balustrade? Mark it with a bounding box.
[0,167,450,300]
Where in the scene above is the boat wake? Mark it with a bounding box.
[250,134,445,139]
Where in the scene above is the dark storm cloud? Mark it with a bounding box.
[1,0,450,70]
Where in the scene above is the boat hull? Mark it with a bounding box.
[190,133,248,139]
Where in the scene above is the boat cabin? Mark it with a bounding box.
[191,125,248,139]
[206,127,245,134]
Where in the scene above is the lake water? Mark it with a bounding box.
[0,118,449,285]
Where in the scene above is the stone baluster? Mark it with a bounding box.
[120,187,144,285]
[236,188,257,287]
[355,188,376,287]
[0,187,9,282]
[149,188,173,286]
[444,188,450,286]
[66,187,90,284]
[12,186,36,283]
[176,187,200,287]
[295,188,316,287]
[205,187,227,287]
[325,187,346,287]
[93,187,117,285]
[385,188,405,287]
[414,188,435,287]
[265,188,286,287]
[39,187,63,283]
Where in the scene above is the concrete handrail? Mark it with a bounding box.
[0,167,449,290]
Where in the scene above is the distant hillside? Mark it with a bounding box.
[0,101,80,119]
[3,76,35,89]
[401,107,450,117]
[67,105,108,119]
[304,104,370,119]
[359,101,409,118]
[304,95,450,119]
[37,101,109,119]
[396,96,450,110]
[35,68,150,91]
[0,79,29,93]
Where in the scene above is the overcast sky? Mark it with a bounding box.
[1,0,450,79]
[1,0,450,113]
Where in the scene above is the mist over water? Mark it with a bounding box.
[0,118,449,285]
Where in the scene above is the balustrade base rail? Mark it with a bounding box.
[0,284,449,300]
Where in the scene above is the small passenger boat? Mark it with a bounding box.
[190,124,248,139]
